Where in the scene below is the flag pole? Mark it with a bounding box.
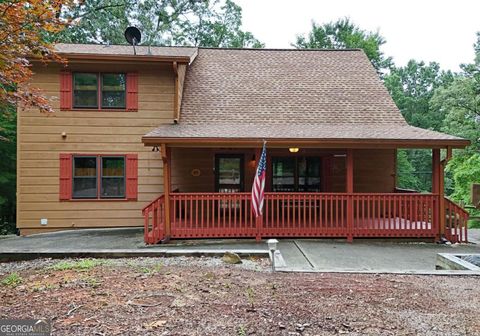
[252,139,267,241]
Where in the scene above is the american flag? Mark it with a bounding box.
[252,142,267,217]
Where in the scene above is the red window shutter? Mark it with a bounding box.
[126,72,138,111]
[126,154,138,200]
[60,71,72,110]
[59,153,72,200]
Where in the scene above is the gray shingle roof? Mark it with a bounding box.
[144,48,467,146]
[180,48,405,125]
[55,43,197,61]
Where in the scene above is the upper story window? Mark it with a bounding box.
[73,73,126,109]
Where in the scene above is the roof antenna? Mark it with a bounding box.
[124,26,142,55]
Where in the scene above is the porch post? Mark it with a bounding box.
[346,149,354,242]
[161,144,172,241]
[432,149,443,239]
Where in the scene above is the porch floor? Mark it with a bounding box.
[174,217,433,230]
[170,217,435,239]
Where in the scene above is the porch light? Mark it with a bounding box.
[289,147,299,153]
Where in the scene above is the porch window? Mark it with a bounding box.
[73,73,126,109]
[272,157,321,192]
[215,155,244,192]
[72,156,125,199]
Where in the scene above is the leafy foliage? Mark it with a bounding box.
[293,18,392,74]
[384,61,455,192]
[446,154,480,204]
[396,150,419,191]
[0,0,68,114]
[0,106,16,234]
[57,0,264,48]
[385,60,454,130]
[433,34,480,212]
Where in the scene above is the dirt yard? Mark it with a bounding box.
[0,256,479,336]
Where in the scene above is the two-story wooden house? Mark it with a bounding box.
[17,44,470,244]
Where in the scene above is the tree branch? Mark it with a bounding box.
[70,1,127,20]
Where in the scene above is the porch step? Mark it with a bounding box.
[145,229,164,244]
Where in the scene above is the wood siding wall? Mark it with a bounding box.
[170,148,395,193]
[17,62,174,234]
[171,148,256,192]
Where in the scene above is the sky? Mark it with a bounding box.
[235,0,479,72]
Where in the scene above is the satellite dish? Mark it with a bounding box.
[124,27,141,55]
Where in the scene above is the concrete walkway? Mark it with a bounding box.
[1,228,480,273]
[468,228,480,244]
[283,239,480,272]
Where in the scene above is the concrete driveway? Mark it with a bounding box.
[1,228,480,273]
[278,239,480,272]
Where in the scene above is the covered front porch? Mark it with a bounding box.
[142,144,469,244]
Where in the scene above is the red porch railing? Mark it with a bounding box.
[142,195,165,244]
[263,193,437,238]
[171,193,257,238]
[170,193,256,238]
[143,192,471,244]
[352,193,436,238]
[444,198,469,243]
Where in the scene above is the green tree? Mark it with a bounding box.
[385,60,454,130]
[0,107,16,234]
[429,33,480,222]
[57,0,264,48]
[396,149,420,190]
[385,61,455,192]
[293,18,392,74]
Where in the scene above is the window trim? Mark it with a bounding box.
[71,154,127,200]
[72,72,127,111]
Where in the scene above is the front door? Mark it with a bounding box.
[215,154,244,192]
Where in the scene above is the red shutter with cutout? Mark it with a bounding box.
[126,72,138,111]
[60,71,72,110]
[59,154,72,200]
[126,154,138,200]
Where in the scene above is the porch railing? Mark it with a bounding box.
[263,193,437,238]
[171,193,257,238]
[444,198,469,243]
[142,192,468,244]
[142,195,165,244]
